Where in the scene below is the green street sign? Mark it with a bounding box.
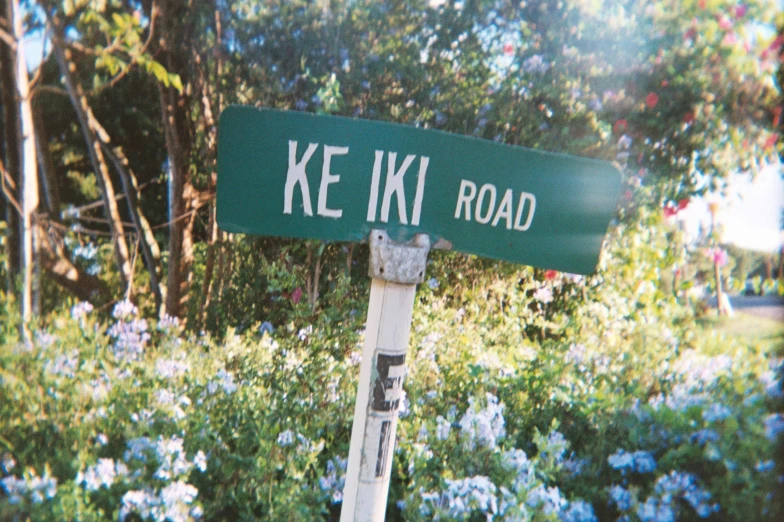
[217,106,622,274]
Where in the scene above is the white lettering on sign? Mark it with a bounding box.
[455,180,477,220]
[366,150,384,222]
[318,145,349,218]
[454,179,536,231]
[475,184,496,224]
[284,141,317,216]
[367,151,429,226]
[284,141,349,219]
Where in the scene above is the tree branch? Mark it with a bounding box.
[32,84,69,98]
[94,3,158,93]
[0,159,22,218]
[0,26,16,50]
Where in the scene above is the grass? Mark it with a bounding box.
[697,309,784,355]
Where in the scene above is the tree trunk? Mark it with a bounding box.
[52,25,133,289]
[33,100,60,218]
[157,0,195,319]
[0,0,20,292]
[38,220,109,301]
[11,0,38,329]
[195,5,221,325]
[100,141,164,313]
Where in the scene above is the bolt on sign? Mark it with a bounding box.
[217,106,622,275]
[216,106,622,522]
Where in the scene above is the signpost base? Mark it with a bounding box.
[340,230,430,522]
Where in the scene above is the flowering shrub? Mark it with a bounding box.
[0,205,781,521]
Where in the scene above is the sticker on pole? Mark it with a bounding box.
[217,106,622,274]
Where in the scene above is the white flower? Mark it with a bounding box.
[155,358,190,379]
[533,287,553,304]
[120,489,157,521]
[194,451,208,472]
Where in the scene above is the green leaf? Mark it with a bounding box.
[169,74,184,93]
[147,60,169,86]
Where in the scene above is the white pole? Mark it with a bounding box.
[340,230,430,522]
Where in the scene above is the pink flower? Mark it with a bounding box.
[722,32,737,46]
[544,269,558,281]
[291,287,303,304]
[503,42,514,56]
[706,248,728,267]
[663,206,678,219]
[677,198,690,211]
[645,92,659,109]
[682,111,695,124]
[613,119,628,134]
[733,4,747,18]
[533,287,553,304]
[718,16,733,31]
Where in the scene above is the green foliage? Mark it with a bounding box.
[1,205,782,520]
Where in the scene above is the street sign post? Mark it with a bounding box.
[216,106,622,522]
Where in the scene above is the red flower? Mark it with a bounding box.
[773,106,782,128]
[613,119,628,134]
[661,80,669,87]
[677,198,690,211]
[544,269,558,280]
[684,27,697,40]
[764,134,778,150]
[291,287,303,304]
[503,42,514,56]
[663,205,678,218]
[682,111,695,124]
[645,92,659,109]
[698,0,706,8]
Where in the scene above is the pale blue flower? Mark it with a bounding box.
[764,414,784,441]
[702,403,731,423]
[71,301,94,320]
[436,416,451,441]
[560,500,597,522]
[277,430,295,447]
[609,485,632,511]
